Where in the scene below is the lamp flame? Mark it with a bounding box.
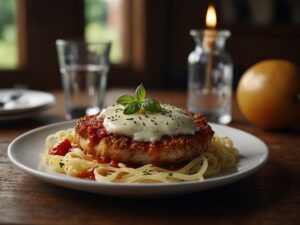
[206,4,217,28]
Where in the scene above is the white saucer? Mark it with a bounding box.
[0,89,55,120]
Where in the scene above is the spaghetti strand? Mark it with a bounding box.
[43,129,239,183]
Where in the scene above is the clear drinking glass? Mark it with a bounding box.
[56,39,111,119]
[188,30,233,124]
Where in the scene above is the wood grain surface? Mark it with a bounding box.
[0,90,299,225]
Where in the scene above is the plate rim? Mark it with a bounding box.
[8,120,269,190]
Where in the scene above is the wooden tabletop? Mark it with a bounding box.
[0,89,299,225]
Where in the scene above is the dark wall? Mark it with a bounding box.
[1,0,299,90]
[159,0,300,89]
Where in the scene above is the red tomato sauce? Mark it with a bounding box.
[77,168,95,180]
[109,160,119,168]
[75,114,112,146]
[49,139,72,156]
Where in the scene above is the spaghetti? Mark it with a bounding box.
[43,128,239,183]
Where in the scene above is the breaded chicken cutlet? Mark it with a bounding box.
[75,104,214,166]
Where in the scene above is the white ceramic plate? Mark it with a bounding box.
[0,89,55,115]
[8,121,268,197]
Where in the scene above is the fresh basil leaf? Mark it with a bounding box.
[116,84,162,115]
[142,98,162,112]
[117,95,135,105]
[123,102,141,114]
[135,84,146,102]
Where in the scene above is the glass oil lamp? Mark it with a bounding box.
[188,5,233,124]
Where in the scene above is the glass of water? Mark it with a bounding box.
[188,30,233,124]
[56,39,111,119]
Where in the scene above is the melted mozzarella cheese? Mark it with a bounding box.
[99,104,199,142]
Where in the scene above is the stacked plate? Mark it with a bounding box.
[0,89,56,121]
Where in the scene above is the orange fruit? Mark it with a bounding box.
[237,59,300,129]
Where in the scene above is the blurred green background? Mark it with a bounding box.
[84,0,122,63]
[0,0,17,69]
[0,0,121,69]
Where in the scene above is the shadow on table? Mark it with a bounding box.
[11,158,297,224]
[35,160,294,214]
[103,161,292,215]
